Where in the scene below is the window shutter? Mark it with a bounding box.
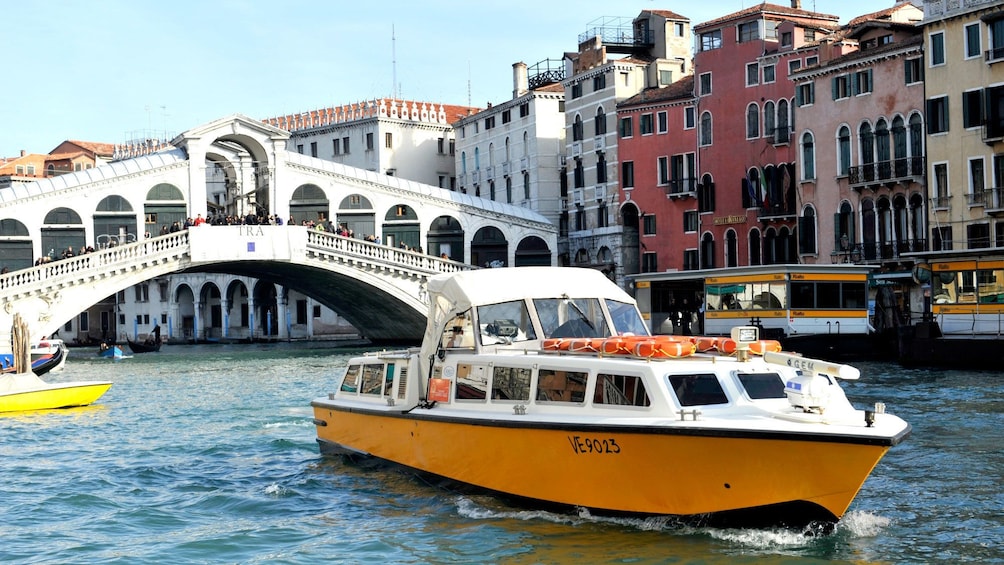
[831,77,838,100]
[833,213,842,249]
[796,86,803,106]
[904,59,912,84]
[850,73,859,96]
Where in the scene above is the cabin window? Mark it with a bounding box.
[669,374,728,406]
[736,372,786,399]
[491,366,531,401]
[442,310,476,349]
[477,300,537,344]
[455,363,488,401]
[384,363,396,396]
[360,364,386,396]
[340,364,361,393]
[534,297,609,338]
[594,374,650,407]
[605,299,648,336]
[536,368,588,403]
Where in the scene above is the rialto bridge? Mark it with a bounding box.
[0,115,557,348]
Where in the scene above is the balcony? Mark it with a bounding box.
[848,156,925,191]
[852,239,929,263]
[666,177,697,199]
[521,156,530,171]
[593,136,606,151]
[527,58,565,90]
[985,187,1004,215]
[578,16,654,55]
[769,126,791,146]
[485,166,494,179]
[931,195,951,210]
[985,46,1004,64]
[502,161,511,177]
[571,142,582,157]
[471,170,481,184]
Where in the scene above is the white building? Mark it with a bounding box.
[264,99,481,190]
[563,10,693,285]
[453,61,567,230]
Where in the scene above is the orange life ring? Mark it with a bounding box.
[750,339,782,355]
[600,337,636,355]
[633,337,697,359]
[694,336,719,352]
[716,338,738,354]
[542,338,572,351]
[569,338,604,353]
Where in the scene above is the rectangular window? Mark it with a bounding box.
[968,223,991,249]
[963,89,984,129]
[622,161,634,188]
[796,83,814,106]
[342,137,350,154]
[519,103,530,117]
[966,22,982,59]
[985,85,1004,138]
[927,96,950,134]
[333,138,341,155]
[365,132,374,150]
[484,116,495,130]
[619,116,633,138]
[781,31,793,47]
[683,249,699,270]
[746,63,759,86]
[738,21,759,43]
[385,132,393,148]
[970,157,986,198]
[684,210,698,233]
[593,73,606,91]
[933,162,949,202]
[437,138,445,154]
[762,64,775,84]
[930,31,945,66]
[536,368,588,403]
[643,215,656,235]
[297,144,303,154]
[657,156,669,186]
[310,142,317,157]
[832,75,850,100]
[15,165,24,174]
[594,374,650,406]
[788,59,801,74]
[699,73,712,96]
[700,30,722,51]
[502,109,511,124]
[640,114,654,135]
[684,107,695,129]
[990,19,1004,60]
[659,69,673,85]
[905,58,924,84]
[642,252,658,273]
[853,69,872,95]
[571,83,582,99]
[805,55,818,66]
[657,111,668,134]
[492,366,532,401]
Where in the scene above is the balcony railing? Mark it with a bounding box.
[931,195,951,210]
[985,187,1004,214]
[848,156,925,189]
[985,46,1004,63]
[769,126,791,146]
[855,238,929,262]
[666,177,697,198]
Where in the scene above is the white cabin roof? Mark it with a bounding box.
[425,267,634,312]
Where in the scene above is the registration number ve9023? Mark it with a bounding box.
[567,435,621,455]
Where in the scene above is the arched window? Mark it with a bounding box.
[505,137,511,162]
[726,229,738,267]
[746,103,760,139]
[909,113,924,175]
[909,193,925,249]
[875,119,890,179]
[523,132,530,157]
[595,107,607,136]
[892,116,907,176]
[488,143,495,167]
[893,194,908,254]
[461,152,467,174]
[700,111,712,146]
[837,201,855,255]
[837,125,851,176]
[573,114,583,141]
[474,147,480,170]
[777,99,790,143]
[749,228,762,266]
[859,122,874,181]
[798,206,817,255]
[861,198,877,260]
[764,100,776,139]
[701,233,715,269]
[877,197,892,258]
[801,132,815,180]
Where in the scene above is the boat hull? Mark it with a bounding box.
[312,403,897,526]
[0,382,112,413]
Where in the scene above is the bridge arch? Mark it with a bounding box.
[146,183,187,235]
[472,225,508,268]
[336,194,374,238]
[290,184,329,225]
[94,194,138,247]
[0,219,32,271]
[42,207,85,259]
[383,204,420,250]
[427,215,464,261]
[515,235,551,266]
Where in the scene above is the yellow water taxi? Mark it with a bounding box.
[311,267,910,528]
[0,372,112,413]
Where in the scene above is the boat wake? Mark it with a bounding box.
[455,496,891,548]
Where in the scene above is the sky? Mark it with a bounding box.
[0,0,896,157]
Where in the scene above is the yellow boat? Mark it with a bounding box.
[0,372,112,413]
[311,267,910,528]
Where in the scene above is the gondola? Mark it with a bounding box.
[127,325,162,354]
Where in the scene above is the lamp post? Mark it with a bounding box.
[839,234,862,263]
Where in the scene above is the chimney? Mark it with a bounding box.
[513,62,529,99]
[792,0,801,8]
[20,149,26,157]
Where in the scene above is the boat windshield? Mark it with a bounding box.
[605,299,649,336]
[534,297,610,338]
[476,301,537,344]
